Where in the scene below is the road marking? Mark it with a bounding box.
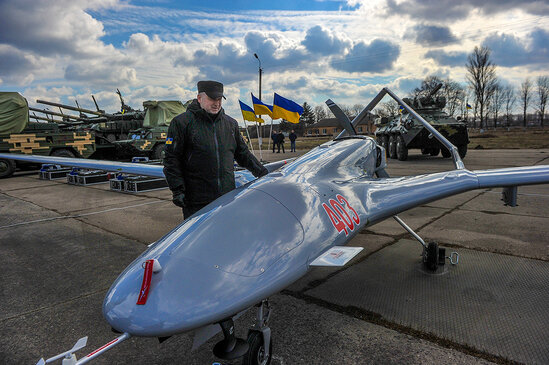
[0,200,166,229]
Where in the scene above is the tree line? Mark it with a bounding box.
[299,46,549,131]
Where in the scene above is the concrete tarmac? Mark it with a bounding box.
[1,148,548,364]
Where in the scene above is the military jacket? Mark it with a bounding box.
[163,100,265,206]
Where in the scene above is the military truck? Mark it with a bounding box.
[113,100,190,160]
[375,84,469,161]
[0,92,96,178]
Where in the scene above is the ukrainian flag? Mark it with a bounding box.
[251,93,273,117]
[272,93,303,124]
[466,103,472,110]
[239,100,257,122]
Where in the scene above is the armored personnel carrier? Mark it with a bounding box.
[375,84,469,161]
[0,92,96,178]
[113,100,191,160]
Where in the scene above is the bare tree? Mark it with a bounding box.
[313,105,327,123]
[536,76,549,127]
[411,75,444,98]
[466,46,497,129]
[351,104,364,118]
[519,78,533,127]
[442,78,465,117]
[341,105,353,119]
[489,82,504,128]
[502,84,516,128]
[375,101,400,117]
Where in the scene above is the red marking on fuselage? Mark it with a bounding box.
[136,259,154,305]
[323,194,360,235]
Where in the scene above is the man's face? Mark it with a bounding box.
[197,93,222,114]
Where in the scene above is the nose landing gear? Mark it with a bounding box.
[243,300,272,365]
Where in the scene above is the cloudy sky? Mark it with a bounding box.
[1,0,548,122]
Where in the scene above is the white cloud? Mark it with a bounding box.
[3,0,549,120]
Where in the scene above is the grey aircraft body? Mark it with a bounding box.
[1,87,549,365]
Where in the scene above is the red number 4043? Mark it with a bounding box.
[322,194,360,236]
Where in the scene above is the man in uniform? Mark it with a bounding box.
[163,80,268,218]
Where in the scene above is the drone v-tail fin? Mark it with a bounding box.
[325,99,357,137]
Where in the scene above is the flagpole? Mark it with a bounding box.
[243,120,254,156]
[255,122,263,162]
[268,118,273,151]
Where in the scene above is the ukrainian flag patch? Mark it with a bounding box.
[166,137,173,145]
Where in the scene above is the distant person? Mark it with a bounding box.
[271,130,277,153]
[163,80,268,218]
[276,130,285,153]
[289,129,297,152]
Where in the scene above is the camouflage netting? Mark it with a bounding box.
[0,92,29,134]
[142,100,191,127]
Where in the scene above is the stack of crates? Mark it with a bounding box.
[39,164,72,180]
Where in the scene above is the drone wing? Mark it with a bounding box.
[364,165,549,226]
[0,154,292,188]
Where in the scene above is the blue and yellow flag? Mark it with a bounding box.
[272,93,303,124]
[239,100,264,123]
[251,93,273,117]
[466,103,472,110]
[239,100,257,122]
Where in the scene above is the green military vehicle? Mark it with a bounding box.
[375,84,469,161]
[35,89,145,145]
[113,100,190,160]
[0,92,96,178]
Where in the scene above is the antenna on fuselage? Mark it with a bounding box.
[325,99,357,137]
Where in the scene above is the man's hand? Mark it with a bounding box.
[257,166,269,178]
[172,190,185,208]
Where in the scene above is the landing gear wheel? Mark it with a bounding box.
[441,147,451,158]
[423,241,439,271]
[242,331,272,365]
[429,147,440,156]
[396,135,408,161]
[458,144,467,158]
[51,149,76,158]
[151,144,166,160]
[0,159,16,178]
[388,135,397,159]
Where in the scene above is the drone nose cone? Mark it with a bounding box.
[103,187,305,336]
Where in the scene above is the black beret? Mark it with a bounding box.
[197,80,226,100]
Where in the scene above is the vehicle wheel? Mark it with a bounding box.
[0,158,16,178]
[458,144,467,158]
[421,148,430,155]
[396,135,408,161]
[242,331,272,365]
[388,135,397,159]
[151,144,166,160]
[423,241,439,271]
[429,147,440,156]
[51,149,76,158]
[441,147,451,158]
